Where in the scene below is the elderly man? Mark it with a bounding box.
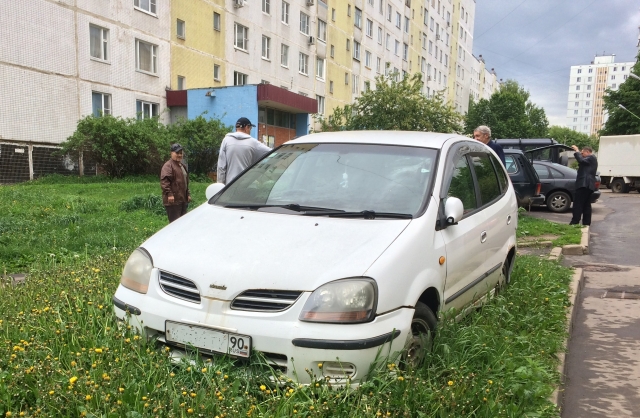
[160,143,191,223]
[473,125,506,166]
[217,117,271,184]
[570,145,598,226]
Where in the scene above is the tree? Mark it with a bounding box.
[61,115,170,177]
[465,80,549,139]
[168,114,233,176]
[547,125,599,151]
[600,53,640,136]
[314,73,463,133]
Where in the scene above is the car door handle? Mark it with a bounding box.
[507,215,512,225]
[481,231,487,243]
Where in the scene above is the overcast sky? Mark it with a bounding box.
[472,0,640,127]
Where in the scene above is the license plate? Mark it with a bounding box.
[165,321,251,358]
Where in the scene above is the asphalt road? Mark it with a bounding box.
[528,189,640,417]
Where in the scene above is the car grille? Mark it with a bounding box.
[159,271,201,303]
[231,289,302,312]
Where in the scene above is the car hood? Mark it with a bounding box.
[142,204,411,300]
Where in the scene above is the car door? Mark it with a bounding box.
[533,163,553,196]
[439,145,492,313]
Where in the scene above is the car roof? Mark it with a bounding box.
[285,131,464,148]
[495,138,558,144]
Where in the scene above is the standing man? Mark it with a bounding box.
[161,143,191,223]
[473,125,506,166]
[570,145,598,226]
[217,117,271,184]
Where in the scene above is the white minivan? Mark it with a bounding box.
[113,131,518,383]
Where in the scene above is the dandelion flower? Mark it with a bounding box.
[94,348,102,354]
[85,395,91,400]
[70,376,78,384]
[260,385,266,391]
[447,381,453,386]
[397,376,404,381]
[201,368,207,373]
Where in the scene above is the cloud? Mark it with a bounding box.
[473,0,638,127]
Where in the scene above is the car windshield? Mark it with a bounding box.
[214,143,437,217]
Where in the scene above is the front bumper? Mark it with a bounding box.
[112,284,413,384]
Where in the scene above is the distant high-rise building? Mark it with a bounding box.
[566,55,633,136]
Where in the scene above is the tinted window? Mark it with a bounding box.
[472,154,502,205]
[447,155,477,212]
[490,154,508,192]
[533,164,550,179]
[549,166,565,178]
[504,156,519,174]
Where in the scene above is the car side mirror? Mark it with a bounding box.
[444,197,464,225]
[205,183,225,200]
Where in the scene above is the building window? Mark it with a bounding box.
[429,40,433,54]
[377,27,383,44]
[329,80,334,93]
[92,92,111,116]
[136,100,158,119]
[365,50,372,67]
[395,12,401,28]
[330,45,334,57]
[404,16,409,33]
[364,81,371,92]
[90,25,109,61]
[574,110,578,115]
[176,19,186,39]
[213,12,221,31]
[394,40,399,56]
[577,69,582,74]
[234,23,248,50]
[347,5,351,16]
[585,109,590,114]
[282,1,289,24]
[262,0,270,14]
[612,83,616,88]
[318,19,327,42]
[214,64,220,80]
[353,41,361,60]
[574,102,579,107]
[586,93,591,98]
[281,44,289,67]
[177,76,186,90]
[385,34,390,50]
[355,7,362,28]
[234,71,248,85]
[262,36,271,60]
[376,57,381,73]
[299,52,309,75]
[352,74,359,94]
[134,0,156,15]
[345,72,349,85]
[403,43,408,61]
[613,67,617,71]
[575,85,580,91]
[300,12,310,35]
[573,118,577,122]
[316,57,325,79]
[587,85,591,90]
[576,77,581,82]
[588,68,593,73]
[366,19,373,37]
[316,95,325,114]
[332,8,336,21]
[135,39,157,74]
[611,75,616,80]
[346,39,350,51]
[387,4,392,21]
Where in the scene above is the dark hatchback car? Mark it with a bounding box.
[532,161,601,213]
[503,149,545,208]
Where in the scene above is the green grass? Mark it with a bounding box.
[0,176,574,417]
[517,213,583,246]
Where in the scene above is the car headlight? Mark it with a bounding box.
[120,248,153,294]
[299,278,377,323]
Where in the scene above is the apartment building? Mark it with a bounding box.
[566,55,633,136]
[469,55,499,102]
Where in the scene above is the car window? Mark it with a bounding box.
[490,154,508,192]
[504,155,519,174]
[447,155,477,212]
[533,164,550,179]
[215,143,437,216]
[471,153,502,205]
[549,166,565,178]
[525,146,552,161]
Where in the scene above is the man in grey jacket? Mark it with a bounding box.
[217,117,272,184]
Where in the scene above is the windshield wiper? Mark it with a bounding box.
[327,210,412,219]
[223,203,345,213]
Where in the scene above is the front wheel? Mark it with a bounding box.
[546,191,571,213]
[402,302,437,369]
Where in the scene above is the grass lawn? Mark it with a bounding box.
[517,213,583,247]
[0,176,574,417]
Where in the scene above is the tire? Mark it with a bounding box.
[611,178,630,194]
[402,302,437,369]
[546,191,571,213]
[495,256,511,295]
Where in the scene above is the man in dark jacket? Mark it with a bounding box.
[161,143,191,223]
[570,145,598,226]
[473,125,506,166]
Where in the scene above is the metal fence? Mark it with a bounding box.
[0,142,97,184]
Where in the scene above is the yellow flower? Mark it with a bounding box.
[85,395,91,400]
[190,392,196,398]
[119,388,125,393]
[6,412,12,417]
[447,380,453,386]
[94,348,103,354]
[71,361,77,367]
[318,363,323,369]
[70,376,78,384]
[49,391,54,395]
[260,385,266,391]
[142,396,148,401]
[397,376,404,381]
[309,406,314,410]
[224,374,228,379]
[201,368,207,373]
[488,380,493,385]
[187,408,194,414]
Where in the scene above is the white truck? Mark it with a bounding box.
[598,134,640,193]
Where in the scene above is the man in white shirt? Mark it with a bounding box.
[217,117,272,184]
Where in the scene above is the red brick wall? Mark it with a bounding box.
[257,124,297,147]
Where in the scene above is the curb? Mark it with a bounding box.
[548,266,586,411]
[561,226,590,255]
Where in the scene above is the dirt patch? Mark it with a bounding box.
[519,234,559,242]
